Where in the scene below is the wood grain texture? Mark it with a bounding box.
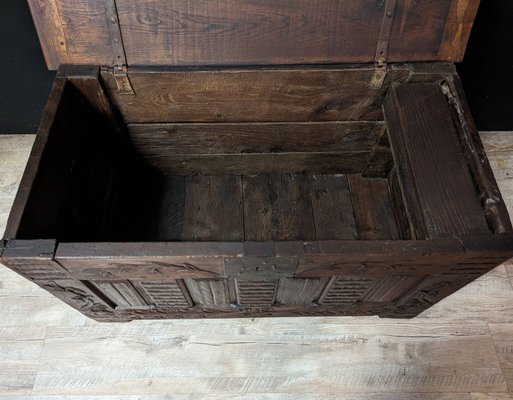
[439,0,481,61]
[27,0,71,69]
[49,0,112,66]
[489,324,513,392]
[2,78,68,240]
[445,79,513,234]
[0,327,46,395]
[1,130,513,396]
[348,175,400,240]
[28,0,476,69]
[116,0,385,66]
[384,82,490,239]
[29,323,506,394]
[183,175,243,241]
[101,67,408,124]
[388,0,454,61]
[139,152,371,176]
[243,174,315,241]
[127,122,384,155]
[482,132,513,230]
[309,174,358,240]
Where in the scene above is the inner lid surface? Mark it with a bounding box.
[29,0,480,70]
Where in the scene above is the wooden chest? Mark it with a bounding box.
[2,0,512,322]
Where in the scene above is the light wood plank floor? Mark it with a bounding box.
[1,133,513,400]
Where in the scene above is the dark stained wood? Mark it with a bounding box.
[116,0,384,66]
[91,281,148,308]
[101,67,409,124]
[387,168,413,240]
[319,277,376,306]
[7,0,510,323]
[145,152,369,176]
[438,0,481,61]
[384,82,490,239]
[29,0,478,70]
[362,276,423,303]
[348,175,399,240]
[29,0,112,69]
[1,240,120,321]
[361,128,394,178]
[388,0,454,62]
[3,77,68,240]
[183,175,243,241]
[111,174,186,241]
[275,278,326,305]
[243,174,315,241]
[309,174,358,240]
[27,0,71,69]
[236,280,277,307]
[137,280,193,308]
[185,279,235,306]
[127,122,383,155]
[444,77,513,234]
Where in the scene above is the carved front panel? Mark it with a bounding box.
[90,281,148,308]
[236,280,276,306]
[139,281,191,308]
[320,277,375,305]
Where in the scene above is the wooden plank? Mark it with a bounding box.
[445,78,513,234]
[481,131,513,220]
[0,327,46,395]
[319,277,376,305]
[243,174,315,241]
[488,324,513,392]
[90,281,147,308]
[361,128,394,178]
[185,279,234,306]
[275,278,326,305]
[56,242,239,280]
[387,167,413,240]
[115,0,384,66]
[139,152,370,175]
[183,175,243,241]
[0,395,476,400]
[308,174,358,240]
[127,122,383,155]
[137,281,192,308]
[236,280,277,307]
[388,0,454,61]
[362,276,423,303]
[27,0,71,69]
[439,0,481,61]
[3,77,68,240]
[102,67,409,124]
[48,0,112,67]
[28,0,475,69]
[31,324,505,394]
[384,82,490,239]
[348,175,399,240]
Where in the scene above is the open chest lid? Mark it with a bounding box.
[30,0,480,70]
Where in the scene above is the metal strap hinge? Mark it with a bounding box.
[112,65,135,95]
[104,0,135,95]
[369,0,398,89]
[370,60,388,90]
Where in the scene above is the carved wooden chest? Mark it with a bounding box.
[2,0,512,321]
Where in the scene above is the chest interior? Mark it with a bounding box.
[2,0,513,321]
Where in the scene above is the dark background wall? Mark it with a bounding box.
[0,0,512,133]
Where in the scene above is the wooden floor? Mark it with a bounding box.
[1,133,513,399]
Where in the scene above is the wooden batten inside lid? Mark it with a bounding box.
[29,0,480,70]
